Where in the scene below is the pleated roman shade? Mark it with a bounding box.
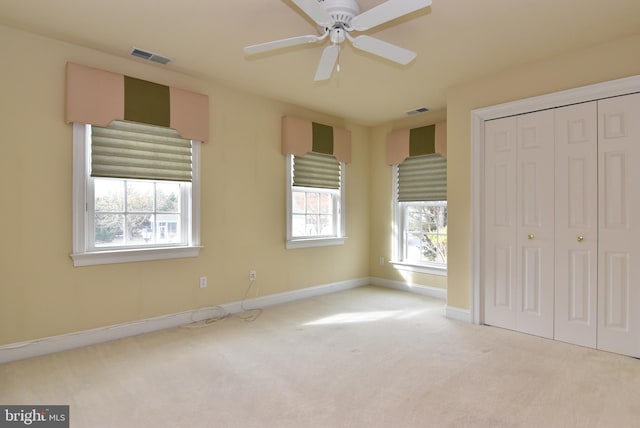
[397,154,447,202]
[293,152,341,190]
[91,120,192,182]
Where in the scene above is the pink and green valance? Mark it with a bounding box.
[281,116,351,163]
[65,62,209,142]
[386,122,447,165]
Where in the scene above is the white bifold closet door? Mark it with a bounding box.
[484,110,555,339]
[597,93,640,357]
[554,102,598,348]
[485,92,640,358]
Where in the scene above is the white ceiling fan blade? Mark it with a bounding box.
[291,0,333,27]
[314,44,340,81]
[244,35,323,55]
[350,0,432,31]
[350,35,416,65]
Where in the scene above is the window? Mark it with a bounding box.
[286,152,345,248]
[400,201,447,264]
[92,179,185,247]
[392,154,447,275]
[71,121,201,266]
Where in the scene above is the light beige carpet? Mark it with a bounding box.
[1,285,640,427]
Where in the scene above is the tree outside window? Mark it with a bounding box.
[403,201,447,265]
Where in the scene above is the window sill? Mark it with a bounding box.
[286,237,347,249]
[390,260,447,276]
[71,246,202,267]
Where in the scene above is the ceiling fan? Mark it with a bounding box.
[244,0,432,81]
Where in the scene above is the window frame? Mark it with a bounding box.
[285,154,346,249]
[391,164,447,276]
[71,123,201,266]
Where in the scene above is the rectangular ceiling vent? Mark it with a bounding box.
[406,107,429,116]
[130,47,173,65]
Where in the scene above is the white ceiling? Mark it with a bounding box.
[1,0,639,125]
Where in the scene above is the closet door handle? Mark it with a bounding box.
[528,234,535,240]
[577,235,584,242]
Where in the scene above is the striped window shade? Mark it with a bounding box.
[397,154,447,202]
[91,120,192,182]
[293,152,341,190]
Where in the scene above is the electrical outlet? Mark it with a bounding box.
[199,276,207,288]
[379,256,385,266]
[249,270,257,281]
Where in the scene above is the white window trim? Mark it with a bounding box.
[71,123,202,266]
[286,237,347,249]
[285,154,346,249]
[389,260,447,276]
[390,164,447,276]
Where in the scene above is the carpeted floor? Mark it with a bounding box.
[1,285,640,427]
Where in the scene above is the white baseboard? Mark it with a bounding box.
[445,306,472,323]
[0,277,368,365]
[370,277,447,300]
[370,278,472,323]
[235,277,369,311]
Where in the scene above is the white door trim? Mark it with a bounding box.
[471,74,640,325]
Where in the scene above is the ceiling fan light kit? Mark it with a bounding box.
[244,0,432,81]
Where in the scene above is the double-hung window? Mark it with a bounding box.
[393,154,447,274]
[71,120,201,266]
[286,152,345,248]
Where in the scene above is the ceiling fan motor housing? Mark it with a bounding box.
[329,28,346,44]
[320,0,360,26]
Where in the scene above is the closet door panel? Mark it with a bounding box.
[554,102,598,348]
[598,93,640,357]
[515,110,555,338]
[484,117,517,329]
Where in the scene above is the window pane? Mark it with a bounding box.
[305,215,318,235]
[292,192,306,214]
[406,231,422,261]
[156,182,180,213]
[436,205,447,229]
[306,192,319,214]
[407,207,421,230]
[95,213,124,246]
[156,214,180,243]
[292,214,306,236]
[319,193,332,214]
[127,181,154,212]
[319,214,333,235]
[95,179,124,212]
[126,214,154,244]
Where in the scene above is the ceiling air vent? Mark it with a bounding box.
[406,107,429,116]
[130,47,173,65]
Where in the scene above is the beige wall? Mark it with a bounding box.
[0,25,370,345]
[446,34,640,310]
